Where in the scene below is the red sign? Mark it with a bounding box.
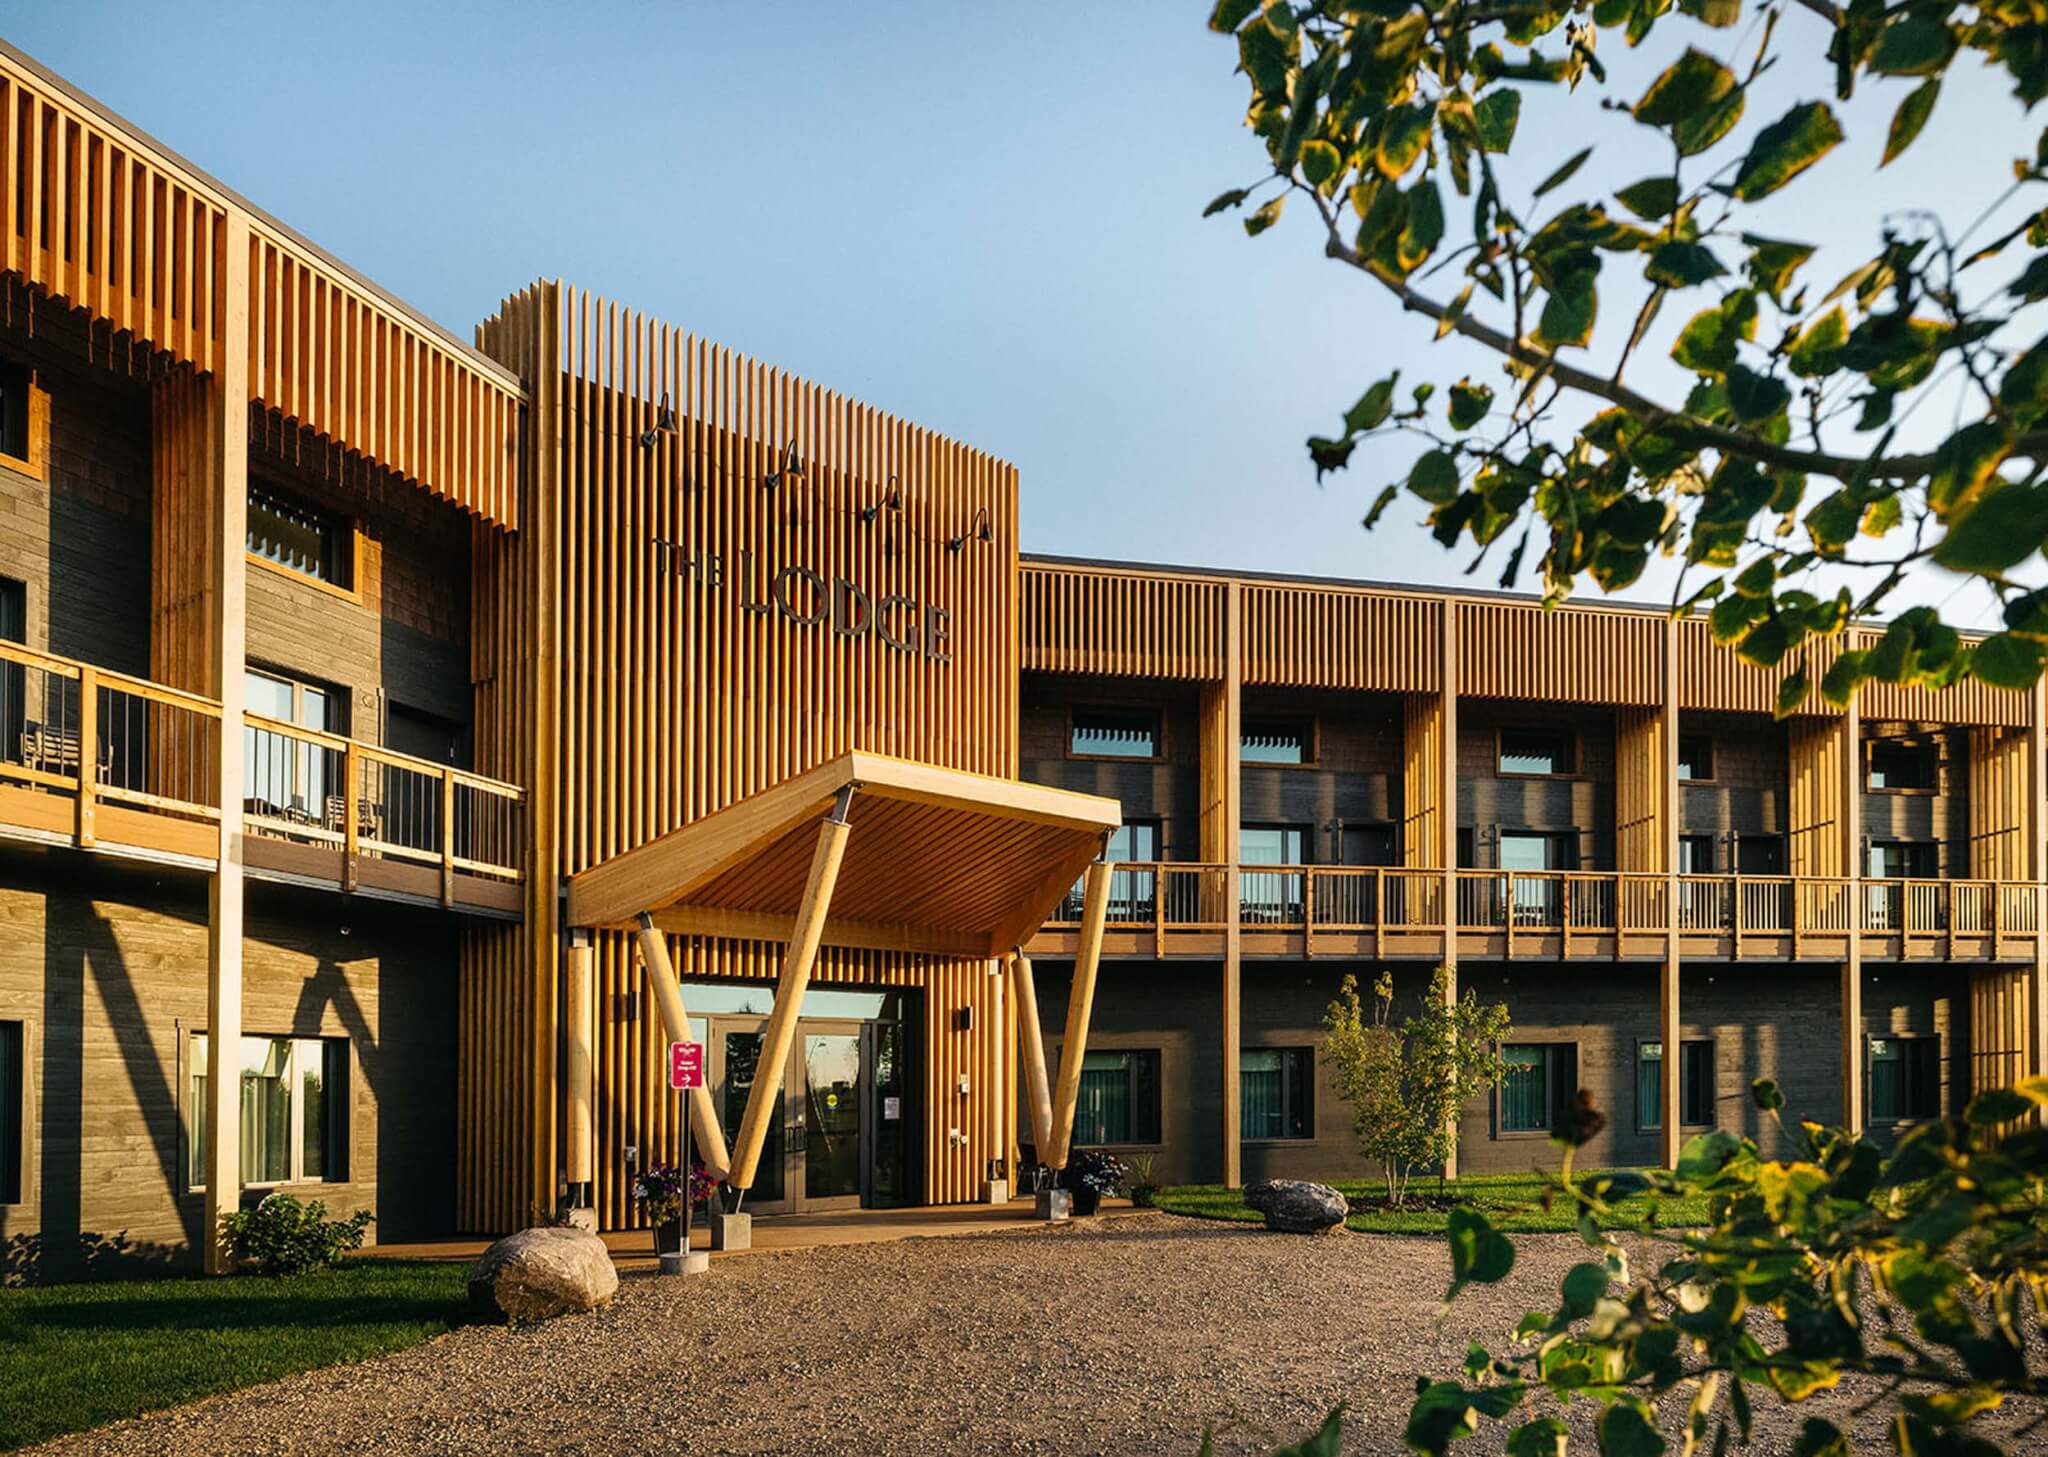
[668,1040,704,1091]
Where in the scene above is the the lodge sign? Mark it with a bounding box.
[652,541,952,664]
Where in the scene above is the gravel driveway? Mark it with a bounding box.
[29,1214,2045,1455]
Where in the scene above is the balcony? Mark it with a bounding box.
[1027,863,2042,964]
[0,641,524,916]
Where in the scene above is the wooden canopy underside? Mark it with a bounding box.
[564,752,1121,957]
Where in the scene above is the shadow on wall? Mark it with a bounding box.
[1,1229,185,1286]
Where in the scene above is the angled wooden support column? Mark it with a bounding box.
[634,913,731,1179]
[727,787,856,1192]
[1045,858,1113,1172]
[1010,951,1054,1161]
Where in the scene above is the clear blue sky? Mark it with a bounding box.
[7,3,2034,623]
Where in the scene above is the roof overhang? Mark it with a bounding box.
[565,752,1122,959]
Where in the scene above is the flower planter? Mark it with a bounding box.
[1069,1187,1102,1217]
[652,1217,685,1258]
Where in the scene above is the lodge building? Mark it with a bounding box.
[0,41,2040,1272]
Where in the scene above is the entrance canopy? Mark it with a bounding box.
[566,751,1121,957]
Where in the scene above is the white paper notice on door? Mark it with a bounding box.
[883,1096,901,1121]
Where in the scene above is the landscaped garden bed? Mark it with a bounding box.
[0,1259,469,1451]
[1154,1169,1708,1235]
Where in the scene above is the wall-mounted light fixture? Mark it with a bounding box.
[857,474,904,526]
[762,438,805,490]
[947,506,993,553]
[639,390,678,449]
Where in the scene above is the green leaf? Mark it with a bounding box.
[1726,365,1790,422]
[1505,1417,1569,1457]
[1870,15,1956,76]
[1679,0,1740,26]
[1964,1085,2036,1125]
[1933,481,2048,575]
[1775,663,1810,716]
[1645,241,1726,287]
[1271,1405,1345,1457]
[1882,78,1940,167]
[1969,633,2044,690]
[1404,1383,1482,1457]
[1751,1077,1785,1111]
[1208,0,1260,31]
[1928,419,2014,517]
[1672,87,1746,157]
[1677,1130,1741,1179]
[1820,647,1869,705]
[1299,141,1342,187]
[1399,181,1445,271]
[1377,103,1436,179]
[1448,379,1495,430]
[1202,188,1251,217]
[1345,372,1401,432]
[1999,332,2048,426]
[1475,88,1522,153]
[1671,291,1756,375]
[1538,269,1598,349]
[1633,48,1736,127]
[1446,1206,1516,1293]
[1744,236,1815,299]
[1787,306,1847,378]
[1789,1418,1849,1457]
[1597,1399,1669,1457]
[1244,195,1286,236]
[1614,176,1679,220]
[1561,1261,1610,1318]
[1732,102,1844,201]
[1533,146,1593,198]
[1409,449,1461,504]
[1362,483,1400,528]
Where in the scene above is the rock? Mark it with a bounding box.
[468,1227,618,1323]
[1244,1179,1348,1234]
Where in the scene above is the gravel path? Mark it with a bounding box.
[30,1215,2045,1455]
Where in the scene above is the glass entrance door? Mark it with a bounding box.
[796,1021,863,1212]
[710,1013,900,1215]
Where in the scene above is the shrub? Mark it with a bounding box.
[1126,1152,1159,1208]
[223,1193,374,1276]
[1062,1149,1132,1198]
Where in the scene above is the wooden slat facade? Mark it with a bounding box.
[1020,561,1225,680]
[1615,706,1667,873]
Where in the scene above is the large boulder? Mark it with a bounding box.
[468,1227,618,1324]
[1244,1179,1348,1234]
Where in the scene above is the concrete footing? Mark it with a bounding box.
[710,1212,753,1251]
[659,1249,710,1277]
[1035,1188,1070,1222]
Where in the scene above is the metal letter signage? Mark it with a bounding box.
[669,1040,704,1091]
[651,540,954,664]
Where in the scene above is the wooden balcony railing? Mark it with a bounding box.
[0,641,524,906]
[1034,860,2047,962]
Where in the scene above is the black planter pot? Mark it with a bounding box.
[652,1216,684,1256]
[1069,1187,1102,1217]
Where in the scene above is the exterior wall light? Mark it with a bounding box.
[857,475,903,525]
[639,390,678,449]
[762,438,805,490]
[947,506,992,553]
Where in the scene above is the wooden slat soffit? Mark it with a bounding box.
[0,44,523,529]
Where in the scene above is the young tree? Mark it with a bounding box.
[1207,0,2048,711]
[1321,967,1512,1204]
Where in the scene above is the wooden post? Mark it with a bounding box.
[439,768,456,907]
[75,663,96,848]
[341,741,360,891]
[565,934,594,1193]
[202,210,250,1275]
[1045,859,1113,1171]
[1440,602,1460,1179]
[1009,952,1054,1162]
[1841,697,1865,1134]
[727,794,854,1191]
[1202,581,1244,1188]
[634,913,731,1178]
[1660,617,1681,1171]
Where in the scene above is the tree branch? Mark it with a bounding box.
[1318,232,2048,482]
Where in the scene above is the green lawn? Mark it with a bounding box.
[0,1259,471,1451]
[1154,1169,1709,1234]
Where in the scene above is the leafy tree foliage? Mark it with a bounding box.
[1209,0,2048,711]
[1321,967,1512,1206]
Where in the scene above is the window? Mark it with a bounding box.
[1868,841,1939,879]
[1073,1049,1161,1146]
[1241,824,1311,922]
[248,482,352,588]
[1499,729,1575,776]
[0,577,23,773]
[1677,735,1713,782]
[1869,1036,1941,1122]
[1241,718,1312,765]
[1069,706,1158,760]
[1241,1048,1314,1140]
[1868,740,1936,792]
[1736,835,1784,875]
[1638,1040,1714,1130]
[0,361,29,463]
[1062,821,1158,920]
[0,1020,21,1205]
[1678,835,1714,874]
[187,1033,349,1188]
[1499,1043,1577,1134]
[244,669,343,821]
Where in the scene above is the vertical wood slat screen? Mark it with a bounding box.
[1242,586,1440,691]
[1851,629,2029,728]
[1457,600,1661,704]
[0,62,226,372]
[1019,562,1225,680]
[1970,966,2031,1099]
[1787,718,1848,877]
[149,368,224,697]
[1401,693,1444,868]
[1614,706,1668,873]
[1969,727,2031,881]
